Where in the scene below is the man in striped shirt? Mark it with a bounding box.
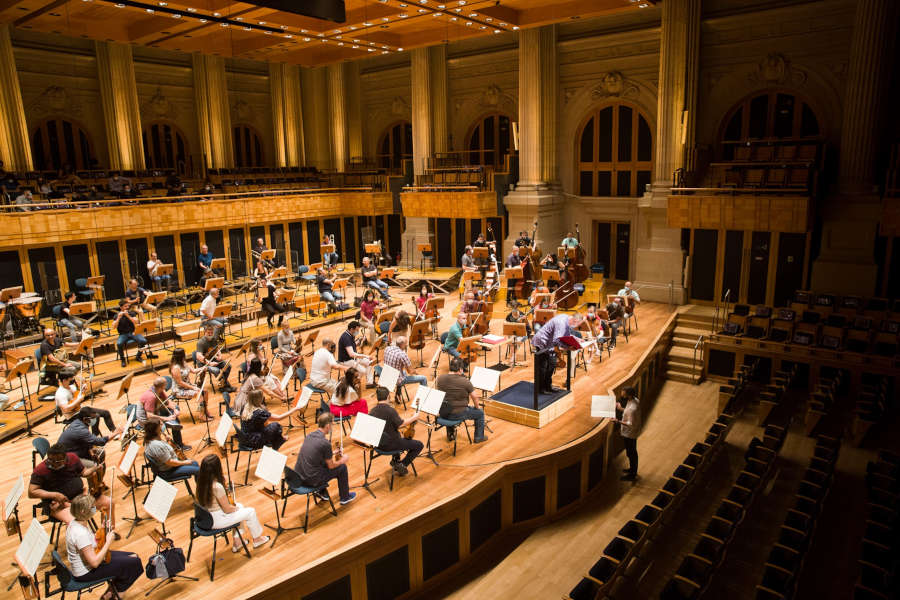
[383,336,428,388]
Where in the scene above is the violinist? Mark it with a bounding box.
[369,386,422,477]
[415,284,434,320]
[138,377,190,452]
[515,231,533,248]
[540,252,562,291]
[170,347,213,421]
[505,249,523,306]
[66,494,143,599]
[441,313,468,360]
[55,369,116,435]
[384,336,428,387]
[143,420,199,480]
[381,309,412,344]
[505,306,533,338]
[294,413,356,506]
[358,289,384,346]
[617,281,641,312]
[275,320,300,369]
[124,278,155,315]
[460,291,480,314]
[28,443,110,524]
[56,410,123,469]
[196,324,234,392]
[240,389,299,451]
[114,300,155,369]
[197,455,270,551]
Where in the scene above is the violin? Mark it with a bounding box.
[94,467,115,563]
[86,465,109,498]
[402,421,416,439]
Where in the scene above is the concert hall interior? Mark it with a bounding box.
[0,0,899,599]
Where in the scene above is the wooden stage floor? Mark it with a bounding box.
[0,294,674,599]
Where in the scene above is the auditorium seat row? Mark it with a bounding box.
[753,435,841,600]
[565,363,758,600]
[853,450,899,600]
[850,375,895,448]
[804,367,843,437]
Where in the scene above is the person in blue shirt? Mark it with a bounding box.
[441,313,468,360]
[198,244,214,283]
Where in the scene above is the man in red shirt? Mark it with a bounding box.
[28,443,111,524]
[138,377,190,451]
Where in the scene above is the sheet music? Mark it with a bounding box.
[215,414,233,448]
[294,386,313,410]
[470,366,501,392]
[350,413,386,447]
[15,519,49,576]
[118,441,140,474]
[481,334,505,344]
[123,404,136,436]
[143,477,178,523]
[279,365,294,391]
[4,474,23,521]
[413,386,446,416]
[378,364,400,392]
[254,446,288,487]
[591,395,617,419]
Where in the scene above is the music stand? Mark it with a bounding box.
[535,308,556,325]
[204,277,225,292]
[209,258,227,271]
[134,320,159,371]
[260,249,276,263]
[116,440,148,538]
[154,265,173,293]
[457,335,483,368]
[212,303,233,339]
[472,247,489,262]
[417,243,433,273]
[143,291,165,306]
[9,359,40,438]
[504,266,523,280]
[543,270,560,283]
[409,320,433,367]
[13,519,48,599]
[320,243,335,255]
[72,335,97,376]
[68,301,95,317]
[502,321,528,367]
[332,279,349,315]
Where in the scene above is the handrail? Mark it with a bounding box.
[692,334,706,384]
[670,186,810,194]
[0,186,379,213]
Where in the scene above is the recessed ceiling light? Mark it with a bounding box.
[352,44,359,48]
[638,2,649,6]
[417,8,426,12]
[399,2,408,6]
[499,22,507,26]
[335,35,342,38]
[258,20,266,24]
[367,48,374,52]
[432,13,440,17]
[363,21,372,25]
[157,1,166,5]
[303,37,311,41]
[512,25,519,30]
[199,18,207,22]
[264,29,272,34]
[381,45,387,48]
[186,7,196,11]
[397,47,404,51]
[438,3,445,7]
[454,7,461,11]
[469,12,476,17]
[465,21,472,26]
[493,29,500,34]
[220,22,228,27]
[242,26,251,30]
[485,17,492,21]
[234,16,243,21]
[213,12,220,16]
[399,13,408,17]
[338,42,344,46]
[450,16,457,21]
[172,13,181,18]
[382,50,388,54]
[145,8,154,13]
[458,0,466,4]
[115,3,124,7]
[382,16,389,21]
[479,25,486,29]
[284,34,292,38]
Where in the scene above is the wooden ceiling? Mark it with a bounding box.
[0,0,656,65]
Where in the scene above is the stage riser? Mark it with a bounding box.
[484,393,575,428]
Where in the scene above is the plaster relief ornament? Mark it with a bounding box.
[748,53,807,87]
[591,72,638,99]
[30,86,82,117]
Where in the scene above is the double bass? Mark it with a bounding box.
[572,223,589,283]
[554,224,586,309]
[515,220,538,299]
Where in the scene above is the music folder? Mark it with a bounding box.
[591,395,617,419]
[255,447,288,488]
[350,413,386,447]
[143,477,177,523]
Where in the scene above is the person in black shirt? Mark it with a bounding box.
[369,387,422,476]
[55,291,85,342]
[40,328,81,380]
[337,321,373,385]
[57,410,123,468]
[294,413,356,505]
[605,297,625,347]
[540,252,561,291]
[316,267,343,309]
[505,250,523,305]
[515,231,532,248]
[114,299,156,367]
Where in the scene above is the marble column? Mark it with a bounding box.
[0,25,32,171]
[631,0,698,304]
[327,62,349,172]
[346,62,363,164]
[811,0,898,294]
[430,45,448,154]
[410,47,432,176]
[301,67,331,171]
[269,63,305,168]
[192,53,233,169]
[96,41,145,171]
[504,25,561,256]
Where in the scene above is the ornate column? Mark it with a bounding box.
[327,62,349,172]
[503,25,561,255]
[95,41,145,171]
[410,47,432,176]
[269,62,305,168]
[192,53,233,169]
[631,0,699,304]
[346,62,363,164]
[811,0,898,294]
[430,45,448,154]
[0,25,32,171]
[301,67,331,171]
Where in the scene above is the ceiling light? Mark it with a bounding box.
[369,41,375,45]
[397,47,404,51]
[499,22,507,26]
[186,7,196,11]
[417,8,427,12]
[485,17,492,21]
[157,1,166,5]
[382,17,389,21]
[381,45,387,48]
[450,16,457,20]
[469,12,476,16]
[363,21,372,25]
[438,3,445,7]
[512,25,519,30]
[213,12,220,16]
[432,13,440,17]
[303,37,311,41]
[454,7,461,11]
[335,35,342,38]
[420,0,427,3]
[479,25,486,29]
[199,18,207,22]
[493,29,500,33]
[257,20,266,24]
[242,26,251,30]
[399,13,408,17]
[382,50,388,54]
[367,48,375,52]
[220,22,228,27]
[300,28,307,33]
[399,2,408,6]
[234,16,243,21]
[115,3,124,7]
[284,34,292,38]
[465,21,472,26]
[338,42,344,46]
[172,13,181,18]
[353,39,360,42]
[145,8,154,13]
[352,44,359,48]
[638,2,649,6]
[458,0,466,4]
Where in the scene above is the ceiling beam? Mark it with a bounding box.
[472,4,520,26]
[14,0,67,26]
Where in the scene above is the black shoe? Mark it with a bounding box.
[179,444,192,452]
[548,386,563,394]
[277,315,284,326]
[146,351,158,359]
[446,429,456,442]
[620,473,637,481]
[392,461,408,477]
[473,436,488,444]
[136,350,143,362]
[120,358,127,368]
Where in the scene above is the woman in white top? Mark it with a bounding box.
[65,494,143,599]
[196,454,269,551]
[329,368,369,418]
[169,348,213,421]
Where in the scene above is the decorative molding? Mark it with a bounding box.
[28,86,82,117]
[590,72,639,99]
[747,52,807,87]
[141,87,175,119]
[390,95,410,117]
[480,83,511,107]
[231,98,253,124]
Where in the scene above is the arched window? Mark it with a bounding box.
[377,121,412,170]
[142,121,189,172]
[720,91,820,149]
[466,113,511,169]
[31,118,96,172]
[233,124,264,168]
[577,103,652,197]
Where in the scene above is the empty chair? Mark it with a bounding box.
[618,520,647,545]
[692,535,725,568]
[567,577,600,600]
[767,544,801,573]
[603,536,634,564]
[634,504,662,532]
[586,556,618,590]
[675,554,713,590]
[651,491,674,512]
[661,576,701,600]
[703,516,735,544]
[727,484,753,506]
[777,524,809,553]
[715,499,745,524]
[863,521,893,548]
[661,477,686,498]
[673,464,696,484]
[758,564,795,598]
[736,471,762,492]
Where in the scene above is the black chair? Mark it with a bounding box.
[602,536,633,565]
[675,554,713,591]
[715,499,745,525]
[46,550,117,600]
[32,436,50,469]
[186,503,251,581]
[142,459,195,500]
[777,524,808,553]
[703,516,735,545]
[660,576,701,600]
[366,447,419,491]
[566,577,600,600]
[758,563,795,598]
[585,556,618,593]
[230,422,261,485]
[281,466,337,533]
[692,535,725,568]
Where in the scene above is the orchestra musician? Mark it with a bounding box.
[40,328,81,379]
[441,312,468,361]
[460,291,480,314]
[199,288,224,341]
[361,256,391,301]
[197,455,271,550]
[56,408,123,469]
[415,284,434,320]
[561,232,579,248]
[275,320,300,370]
[532,312,585,395]
[505,306,533,338]
[384,336,428,387]
[540,252,562,291]
[146,251,170,288]
[240,389,300,451]
[370,386,422,477]
[255,261,286,328]
[435,358,487,443]
[338,321,374,385]
[294,412,357,506]
[381,309,412,344]
[245,339,268,368]
[55,370,116,435]
[330,368,369,418]
[316,267,343,313]
[233,359,281,417]
[137,377,190,452]
[617,281,641,309]
[515,230,533,248]
[28,443,111,525]
[198,244,214,283]
[55,291,85,342]
[309,338,350,396]
[170,347,213,421]
[358,289,384,347]
[124,278,155,315]
[143,420,199,479]
[605,297,626,347]
[114,300,156,368]
[322,234,339,267]
[196,323,234,392]
[505,248,523,306]
[65,494,144,598]
[461,245,477,291]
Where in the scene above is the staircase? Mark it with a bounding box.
[666,309,714,384]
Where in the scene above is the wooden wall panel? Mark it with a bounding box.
[401,191,497,219]
[667,195,809,233]
[0,192,393,249]
[880,198,900,237]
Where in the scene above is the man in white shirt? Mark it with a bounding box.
[54,370,116,435]
[200,287,223,339]
[146,251,170,288]
[615,386,641,481]
[309,338,349,395]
